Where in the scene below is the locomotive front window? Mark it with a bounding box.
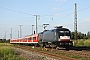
[58,30,70,36]
[59,31,69,33]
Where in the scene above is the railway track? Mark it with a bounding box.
[33,50,77,60]
[13,45,90,60]
[56,46,90,58]
[56,50,90,58]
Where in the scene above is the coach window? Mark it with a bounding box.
[33,37,36,40]
[28,37,31,40]
[25,38,27,40]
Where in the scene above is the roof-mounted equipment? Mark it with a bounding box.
[55,26,63,28]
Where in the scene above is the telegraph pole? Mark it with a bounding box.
[18,31,19,38]
[4,32,6,41]
[33,15,40,34]
[74,3,77,40]
[32,25,34,35]
[19,25,23,38]
[10,28,12,39]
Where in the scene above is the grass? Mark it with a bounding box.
[84,39,90,46]
[73,39,90,46]
[0,43,25,60]
[0,43,12,46]
[68,55,81,59]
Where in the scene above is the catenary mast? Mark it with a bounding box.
[74,3,78,40]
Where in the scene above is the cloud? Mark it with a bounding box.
[53,14,63,17]
[84,17,90,21]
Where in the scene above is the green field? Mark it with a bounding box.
[0,43,25,60]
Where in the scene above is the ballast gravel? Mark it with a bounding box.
[12,47,58,60]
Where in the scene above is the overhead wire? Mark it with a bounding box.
[0,6,53,22]
[0,7,33,16]
[48,6,90,26]
[40,3,75,24]
[0,6,90,20]
[0,6,90,33]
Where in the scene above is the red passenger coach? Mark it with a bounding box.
[10,34,39,45]
[31,34,38,43]
[24,36,32,42]
[10,38,22,43]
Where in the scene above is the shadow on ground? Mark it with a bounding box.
[63,46,90,51]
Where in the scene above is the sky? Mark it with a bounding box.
[0,0,90,39]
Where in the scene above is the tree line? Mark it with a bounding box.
[0,39,10,43]
[71,31,90,39]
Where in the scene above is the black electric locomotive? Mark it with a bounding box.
[38,26,73,48]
